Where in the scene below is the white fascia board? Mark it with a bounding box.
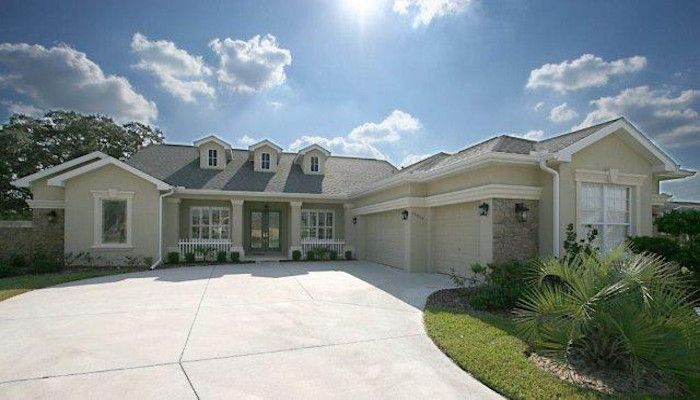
[47,157,172,190]
[349,152,539,199]
[175,188,348,201]
[248,139,283,153]
[554,119,678,171]
[11,151,108,188]
[297,143,331,157]
[193,135,231,150]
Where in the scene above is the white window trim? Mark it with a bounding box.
[189,206,231,240]
[301,209,335,240]
[576,182,633,252]
[208,149,218,167]
[92,190,134,249]
[261,152,271,170]
[310,156,320,173]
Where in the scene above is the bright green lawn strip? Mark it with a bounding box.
[0,270,127,302]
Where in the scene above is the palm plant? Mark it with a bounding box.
[515,245,700,385]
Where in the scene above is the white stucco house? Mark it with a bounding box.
[11,117,695,275]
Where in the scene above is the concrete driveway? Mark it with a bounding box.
[0,261,501,399]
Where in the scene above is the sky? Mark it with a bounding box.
[0,0,699,199]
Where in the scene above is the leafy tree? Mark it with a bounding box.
[655,209,700,237]
[0,111,163,219]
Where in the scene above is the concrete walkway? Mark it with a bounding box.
[0,261,502,399]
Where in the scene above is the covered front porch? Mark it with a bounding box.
[162,196,354,260]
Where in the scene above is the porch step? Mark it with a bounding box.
[247,255,288,263]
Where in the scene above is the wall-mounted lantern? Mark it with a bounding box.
[352,217,357,225]
[47,210,58,224]
[401,210,409,220]
[515,203,529,222]
[478,202,489,216]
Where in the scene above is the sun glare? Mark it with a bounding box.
[344,0,380,20]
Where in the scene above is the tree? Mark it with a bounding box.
[0,111,163,219]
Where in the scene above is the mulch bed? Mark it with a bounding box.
[425,288,674,397]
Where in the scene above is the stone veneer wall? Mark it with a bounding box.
[0,209,64,262]
[492,199,539,265]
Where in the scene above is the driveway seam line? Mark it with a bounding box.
[178,265,216,362]
[0,361,179,386]
[178,363,200,400]
[312,299,417,313]
[281,263,315,300]
[0,306,196,321]
[181,332,424,364]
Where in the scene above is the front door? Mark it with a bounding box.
[250,209,281,253]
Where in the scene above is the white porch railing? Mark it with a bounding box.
[178,239,232,258]
[301,238,346,256]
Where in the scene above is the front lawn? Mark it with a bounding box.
[0,270,131,302]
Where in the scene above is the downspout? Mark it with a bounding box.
[151,187,175,269]
[539,158,560,258]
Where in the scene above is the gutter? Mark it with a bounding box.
[539,158,560,258]
[151,187,175,269]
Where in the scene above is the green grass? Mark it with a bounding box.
[0,270,130,302]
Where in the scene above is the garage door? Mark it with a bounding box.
[363,210,405,268]
[431,202,480,276]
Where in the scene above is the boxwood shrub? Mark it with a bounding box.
[216,251,227,263]
[292,250,301,261]
[184,252,196,263]
[230,251,240,263]
[166,252,180,264]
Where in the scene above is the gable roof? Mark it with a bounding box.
[47,154,172,190]
[249,139,283,153]
[297,143,331,157]
[126,145,396,197]
[193,135,231,150]
[11,151,107,188]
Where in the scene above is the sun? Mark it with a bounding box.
[344,0,380,19]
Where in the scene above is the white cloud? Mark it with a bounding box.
[237,134,258,147]
[393,0,472,28]
[267,101,284,110]
[534,101,545,111]
[399,153,434,167]
[508,130,545,141]
[0,43,157,123]
[548,102,578,123]
[527,53,647,93]
[574,86,700,148]
[2,101,43,117]
[288,110,422,160]
[210,34,292,93]
[131,33,214,102]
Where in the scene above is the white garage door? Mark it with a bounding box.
[363,210,405,268]
[431,202,480,276]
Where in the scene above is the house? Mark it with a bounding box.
[11,117,694,275]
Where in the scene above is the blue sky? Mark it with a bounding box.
[1,0,699,198]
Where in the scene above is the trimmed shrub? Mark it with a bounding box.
[230,251,240,263]
[292,250,301,261]
[311,246,328,260]
[166,252,180,264]
[216,251,227,263]
[329,250,338,260]
[184,252,196,263]
[143,257,154,268]
[344,250,352,260]
[307,251,316,261]
[465,260,529,311]
[33,252,63,274]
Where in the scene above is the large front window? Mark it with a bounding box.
[191,207,231,239]
[102,200,127,244]
[92,190,133,248]
[301,210,334,239]
[580,183,630,252]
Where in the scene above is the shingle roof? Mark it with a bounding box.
[126,145,397,196]
[533,118,621,153]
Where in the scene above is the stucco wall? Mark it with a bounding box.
[198,142,227,169]
[252,144,279,173]
[30,179,66,201]
[426,164,542,196]
[353,183,426,208]
[64,164,160,265]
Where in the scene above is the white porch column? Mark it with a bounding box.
[163,198,181,254]
[289,201,302,258]
[230,199,245,258]
[343,203,355,256]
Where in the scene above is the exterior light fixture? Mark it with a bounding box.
[515,203,529,222]
[401,210,409,220]
[478,202,489,216]
[352,217,357,225]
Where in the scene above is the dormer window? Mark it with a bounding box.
[310,156,319,172]
[261,153,271,170]
[208,149,218,167]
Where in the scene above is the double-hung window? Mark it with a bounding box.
[301,210,334,239]
[191,207,231,239]
[579,183,630,252]
[310,156,319,172]
[261,153,271,170]
[208,149,218,167]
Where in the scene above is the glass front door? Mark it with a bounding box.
[250,210,281,252]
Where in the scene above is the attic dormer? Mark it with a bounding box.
[297,143,330,175]
[249,140,282,173]
[194,135,231,170]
